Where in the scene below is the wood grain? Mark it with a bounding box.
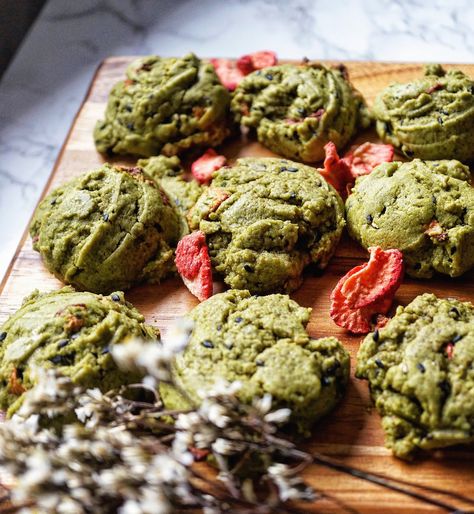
[1,59,474,513]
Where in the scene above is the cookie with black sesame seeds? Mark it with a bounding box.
[94,53,231,157]
[187,157,345,294]
[346,158,474,278]
[231,62,370,162]
[356,293,474,459]
[0,286,158,416]
[161,289,350,435]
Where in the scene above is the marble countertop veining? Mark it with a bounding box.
[1,0,474,283]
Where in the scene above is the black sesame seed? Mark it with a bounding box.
[438,117,443,125]
[373,329,379,342]
[126,123,134,130]
[0,332,6,342]
[111,293,121,302]
[366,214,373,224]
[431,195,437,205]
[265,73,273,80]
[375,358,384,369]
[404,149,415,158]
[417,362,426,373]
[235,316,243,323]
[125,105,132,112]
[438,380,451,396]
[297,108,306,116]
[326,360,341,375]
[244,264,254,273]
[256,359,264,366]
[216,324,222,331]
[103,213,109,222]
[71,333,80,340]
[452,334,462,343]
[286,166,298,172]
[202,340,214,349]
[289,192,297,200]
[450,307,460,318]
[101,346,110,355]
[322,376,332,386]
[57,339,69,349]
[50,198,57,206]
[49,355,65,365]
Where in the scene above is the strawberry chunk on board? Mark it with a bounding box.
[319,142,394,197]
[343,142,394,178]
[175,231,213,302]
[330,246,404,334]
[318,142,353,195]
[191,149,227,185]
[212,51,278,91]
[210,58,245,91]
[237,50,278,73]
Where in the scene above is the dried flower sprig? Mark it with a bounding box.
[0,322,321,514]
[0,321,472,514]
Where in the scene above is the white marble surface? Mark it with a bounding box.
[1,0,474,282]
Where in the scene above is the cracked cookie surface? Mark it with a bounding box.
[162,290,350,434]
[356,293,474,458]
[346,159,474,278]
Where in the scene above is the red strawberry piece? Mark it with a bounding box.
[343,142,394,178]
[175,231,213,302]
[329,246,404,334]
[236,54,254,75]
[445,342,455,360]
[210,58,245,91]
[318,142,353,196]
[425,83,443,94]
[330,268,394,334]
[247,50,278,70]
[340,246,404,308]
[191,149,227,185]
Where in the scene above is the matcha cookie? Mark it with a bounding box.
[94,53,231,157]
[188,157,345,294]
[373,64,474,160]
[162,290,350,434]
[346,159,474,278]
[31,164,184,294]
[0,287,158,415]
[356,293,474,459]
[231,62,370,162]
[138,155,202,217]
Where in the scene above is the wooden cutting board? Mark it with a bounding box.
[1,58,474,513]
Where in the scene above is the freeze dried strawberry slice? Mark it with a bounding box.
[237,50,278,73]
[318,142,353,195]
[341,246,404,308]
[330,285,393,334]
[175,231,213,302]
[236,55,254,75]
[210,58,245,91]
[344,142,394,178]
[330,246,404,334]
[191,149,227,185]
[319,142,394,196]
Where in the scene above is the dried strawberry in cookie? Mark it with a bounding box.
[175,231,213,301]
